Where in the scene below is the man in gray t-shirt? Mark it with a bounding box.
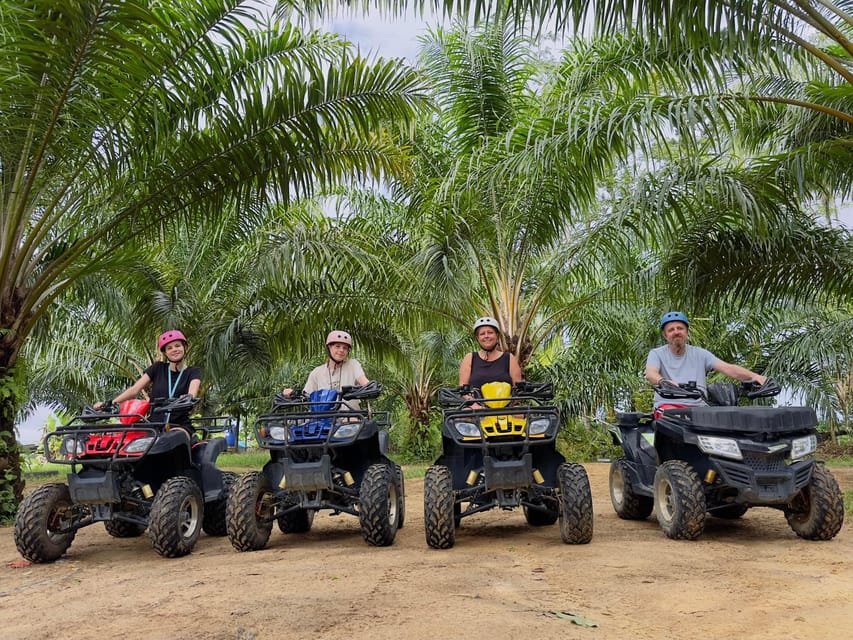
[645,312,766,408]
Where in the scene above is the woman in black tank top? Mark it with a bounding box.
[459,316,522,389]
[468,351,512,387]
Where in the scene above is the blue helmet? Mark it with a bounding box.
[659,311,689,331]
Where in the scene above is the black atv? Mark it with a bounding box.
[226,381,404,550]
[14,396,237,562]
[424,381,593,549]
[609,378,845,540]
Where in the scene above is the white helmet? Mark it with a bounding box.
[473,316,500,336]
[325,330,353,347]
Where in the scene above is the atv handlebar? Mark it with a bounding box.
[78,395,197,425]
[514,381,554,400]
[342,380,382,400]
[743,377,781,399]
[656,377,780,405]
[437,381,555,407]
[80,402,118,422]
[272,391,307,411]
[438,387,468,407]
[271,381,382,412]
[655,380,703,400]
[149,395,199,415]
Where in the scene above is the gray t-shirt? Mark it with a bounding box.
[646,345,719,408]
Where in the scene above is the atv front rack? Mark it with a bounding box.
[255,399,390,450]
[45,424,160,465]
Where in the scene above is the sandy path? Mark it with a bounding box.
[1,464,850,640]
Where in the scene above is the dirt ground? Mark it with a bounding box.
[1,463,851,640]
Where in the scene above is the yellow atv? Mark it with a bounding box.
[424,381,593,549]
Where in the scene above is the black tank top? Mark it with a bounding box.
[468,351,512,389]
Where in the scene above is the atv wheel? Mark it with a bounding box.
[654,460,706,540]
[226,471,274,551]
[359,463,398,546]
[524,502,559,526]
[202,471,238,536]
[424,465,455,549]
[558,463,594,544]
[711,504,749,519]
[149,476,204,558]
[785,464,845,540]
[14,483,77,563]
[453,502,462,529]
[276,491,315,534]
[610,458,654,520]
[104,519,146,538]
[394,464,406,529]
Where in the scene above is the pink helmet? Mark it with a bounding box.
[158,330,188,352]
[325,330,352,347]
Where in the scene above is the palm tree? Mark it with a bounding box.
[381,331,462,459]
[379,19,633,371]
[25,204,276,410]
[356,1,853,221]
[0,0,428,517]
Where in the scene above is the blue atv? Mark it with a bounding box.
[226,381,404,550]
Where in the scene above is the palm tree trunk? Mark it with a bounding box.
[404,389,434,458]
[0,364,25,521]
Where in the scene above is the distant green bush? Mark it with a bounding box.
[387,407,442,464]
[557,417,621,462]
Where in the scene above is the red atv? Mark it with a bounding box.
[14,396,237,561]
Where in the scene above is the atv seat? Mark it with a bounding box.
[616,412,653,428]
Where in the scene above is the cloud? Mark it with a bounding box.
[324,13,439,62]
[16,405,54,445]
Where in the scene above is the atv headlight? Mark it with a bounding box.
[123,436,155,454]
[528,417,551,435]
[454,421,480,437]
[268,426,286,441]
[791,434,817,460]
[333,422,362,439]
[60,437,84,456]
[697,435,742,460]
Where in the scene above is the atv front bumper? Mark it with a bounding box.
[711,456,815,504]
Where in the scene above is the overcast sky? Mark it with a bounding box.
[323,9,442,62]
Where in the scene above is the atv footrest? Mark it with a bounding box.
[282,454,333,491]
[68,470,121,504]
[484,453,533,491]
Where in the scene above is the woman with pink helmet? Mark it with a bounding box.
[97,330,202,436]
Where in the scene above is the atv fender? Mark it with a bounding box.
[193,438,229,502]
[193,437,227,467]
[378,430,389,456]
[148,430,193,468]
